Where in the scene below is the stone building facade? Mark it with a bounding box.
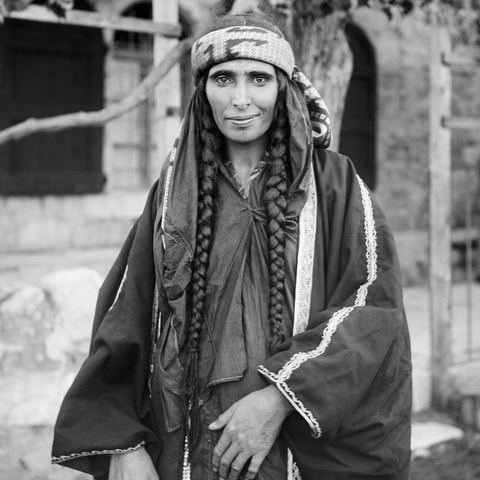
[1,2,480,479]
[2,2,480,285]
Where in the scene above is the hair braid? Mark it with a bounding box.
[183,75,223,446]
[265,72,290,354]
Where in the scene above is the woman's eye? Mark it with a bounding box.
[252,76,267,85]
[216,76,231,85]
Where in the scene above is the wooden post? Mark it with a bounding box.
[152,0,181,181]
[429,21,452,410]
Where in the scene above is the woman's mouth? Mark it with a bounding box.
[227,115,258,127]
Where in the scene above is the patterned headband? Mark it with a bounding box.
[191,26,295,84]
[191,25,331,148]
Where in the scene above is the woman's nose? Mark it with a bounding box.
[232,83,250,109]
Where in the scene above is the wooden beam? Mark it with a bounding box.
[442,116,480,130]
[6,5,181,38]
[442,53,480,71]
[429,22,453,411]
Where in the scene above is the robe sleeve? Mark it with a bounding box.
[258,151,411,441]
[51,181,162,477]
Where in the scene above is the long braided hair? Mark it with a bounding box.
[183,16,291,448]
[183,74,224,443]
[265,72,289,354]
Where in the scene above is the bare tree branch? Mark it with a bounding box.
[0,37,193,146]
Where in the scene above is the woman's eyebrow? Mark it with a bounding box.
[209,69,275,79]
[209,69,236,79]
[248,71,275,79]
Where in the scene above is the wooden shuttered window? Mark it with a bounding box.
[0,18,105,195]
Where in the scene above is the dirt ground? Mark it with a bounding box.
[409,409,480,480]
[410,433,480,479]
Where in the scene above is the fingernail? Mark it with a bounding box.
[208,422,215,429]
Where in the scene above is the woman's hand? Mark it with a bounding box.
[109,445,159,480]
[209,385,294,480]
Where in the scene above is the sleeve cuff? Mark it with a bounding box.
[258,365,322,439]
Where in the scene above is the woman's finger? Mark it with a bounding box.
[217,443,241,480]
[227,452,251,480]
[212,429,231,474]
[209,405,234,430]
[245,453,265,480]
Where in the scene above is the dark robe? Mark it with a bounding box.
[52,147,412,480]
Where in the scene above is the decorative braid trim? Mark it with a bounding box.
[148,285,160,398]
[258,174,378,439]
[51,441,145,464]
[288,448,302,480]
[293,164,317,335]
[161,119,184,250]
[108,266,128,313]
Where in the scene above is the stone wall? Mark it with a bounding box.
[0,190,148,254]
[353,9,480,285]
[0,269,101,480]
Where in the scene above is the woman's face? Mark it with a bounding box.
[206,59,278,149]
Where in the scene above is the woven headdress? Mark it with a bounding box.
[191,25,332,148]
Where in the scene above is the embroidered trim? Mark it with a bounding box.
[108,266,128,312]
[148,285,160,397]
[161,119,184,250]
[171,315,184,370]
[51,441,146,464]
[287,448,302,480]
[293,164,317,335]
[259,174,378,439]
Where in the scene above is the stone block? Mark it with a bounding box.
[40,268,102,365]
[0,371,78,427]
[1,268,101,429]
[18,218,71,251]
[412,368,432,413]
[411,421,464,455]
[0,426,90,480]
[0,283,56,374]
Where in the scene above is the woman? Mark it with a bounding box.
[52,13,412,480]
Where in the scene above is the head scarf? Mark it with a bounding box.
[191,26,295,82]
[159,23,334,251]
[191,25,331,149]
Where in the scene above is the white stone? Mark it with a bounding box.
[449,360,480,396]
[0,371,77,426]
[0,283,54,373]
[411,421,464,454]
[40,268,102,363]
[412,367,432,413]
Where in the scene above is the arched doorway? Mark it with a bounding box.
[339,23,377,190]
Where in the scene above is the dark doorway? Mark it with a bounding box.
[0,0,105,195]
[339,23,377,190]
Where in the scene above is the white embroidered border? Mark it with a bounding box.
[52,441,145,464]
[161,119,184,249]
[287,448,302,480]
[293,164,317,335]
[259,173,378,440]
[108,266,128,312]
